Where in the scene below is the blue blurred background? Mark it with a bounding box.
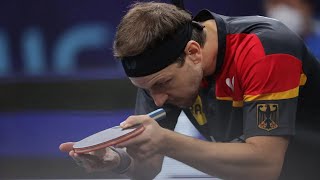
[0,0,319,178]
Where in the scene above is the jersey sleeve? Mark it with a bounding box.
[135,88,181,130]
[240,54,304,139]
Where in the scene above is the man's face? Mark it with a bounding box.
[130,57,203,108]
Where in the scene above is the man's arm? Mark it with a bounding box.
[163,130,288,180]
[118,115,288,180]
[59,142,164,180]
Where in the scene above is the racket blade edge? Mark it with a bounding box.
[73,125,145,153]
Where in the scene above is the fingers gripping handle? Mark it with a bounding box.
[111,109,166,174]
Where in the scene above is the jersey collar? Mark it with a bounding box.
[194,9,226,77]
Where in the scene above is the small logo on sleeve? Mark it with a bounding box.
[225,76,235,92]
[257,104,279,131]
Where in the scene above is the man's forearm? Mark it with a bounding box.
[124,154,164,180]
[163,129,288,180]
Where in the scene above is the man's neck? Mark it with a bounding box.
[201,20,218,77]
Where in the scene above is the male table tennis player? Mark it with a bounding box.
[60,2,320,179]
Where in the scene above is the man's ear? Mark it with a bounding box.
[184,40,202,64]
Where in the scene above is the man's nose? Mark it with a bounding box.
[151,92,168,107]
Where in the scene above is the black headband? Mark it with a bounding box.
[121,21,194,77]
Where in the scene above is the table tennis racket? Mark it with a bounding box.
[73,108,166,154]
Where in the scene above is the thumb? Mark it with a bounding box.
[59,142,75,152]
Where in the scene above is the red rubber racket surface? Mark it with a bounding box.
[73,125,145,153]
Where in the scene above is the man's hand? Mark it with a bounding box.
[116,114,168,160]
[59,142,120,173]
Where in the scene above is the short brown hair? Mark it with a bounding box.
[113,2,206,59]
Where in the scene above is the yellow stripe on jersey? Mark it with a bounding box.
[216,96,233,101]
[233,101,244,107]
[300,73,307,86]
[216,73,304,104]
[244,86,299,102]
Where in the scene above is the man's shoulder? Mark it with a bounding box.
[252,23,305,59]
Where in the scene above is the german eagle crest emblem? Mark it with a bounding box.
[257,104,279,131]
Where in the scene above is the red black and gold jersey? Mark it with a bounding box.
[191,9,320,140]
[134,9,320,179]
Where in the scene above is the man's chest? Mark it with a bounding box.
[183,81,244,142]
